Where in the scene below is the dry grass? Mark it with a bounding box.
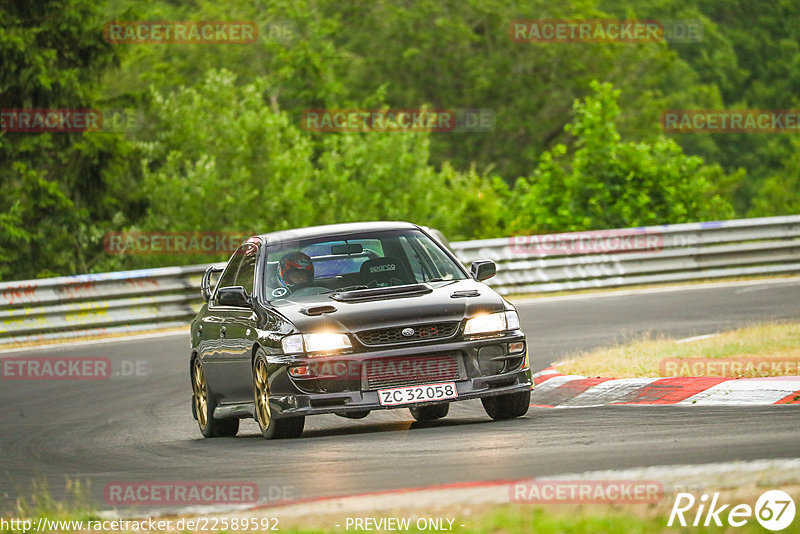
[555,322,800,378]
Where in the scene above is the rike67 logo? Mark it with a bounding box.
[669,490,796,531]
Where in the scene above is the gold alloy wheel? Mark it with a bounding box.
[254,358,271,429]
[193,360,208,428]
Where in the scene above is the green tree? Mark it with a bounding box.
[749,136,800,217]
[506,81,735,233]
[604,0,800,213]
[117,69,504,269]
[0,0,140,280]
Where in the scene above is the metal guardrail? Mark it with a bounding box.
[452,215,800,295]
[0,264,223,344]
[1,215,799,344]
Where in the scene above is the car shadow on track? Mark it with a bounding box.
[184,417,497,443]
[300,417,494,439]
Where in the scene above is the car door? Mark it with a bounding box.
[202,249,245,402]
[219,242,260,403]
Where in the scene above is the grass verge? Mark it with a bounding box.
[1,500,784,534]
[3,478,796,533]
[554,321,800,378]
[278,506,769,533]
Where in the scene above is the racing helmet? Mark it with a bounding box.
[278,251,314,289]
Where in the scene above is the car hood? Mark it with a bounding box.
[267,279,507,334]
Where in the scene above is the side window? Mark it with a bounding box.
[411,235,460,280]
[216,250,245,292]
[233,244,258,295]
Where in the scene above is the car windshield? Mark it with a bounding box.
[263,229,467,299]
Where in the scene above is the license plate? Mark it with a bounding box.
[378,381,458,406]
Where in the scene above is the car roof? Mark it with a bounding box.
[254,221,421,245]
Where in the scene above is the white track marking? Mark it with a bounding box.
[676,333,720,344]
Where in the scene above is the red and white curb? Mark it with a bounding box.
[531,369,800,407]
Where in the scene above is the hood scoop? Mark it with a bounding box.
[451,289,480,298]
[331,283,432,302]
[300,304,337,316]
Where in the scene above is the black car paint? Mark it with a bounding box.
[190,222,532,423]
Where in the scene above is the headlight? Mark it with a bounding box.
[463,311,520,335]
[304,333,352,353]
[281,333,352,354]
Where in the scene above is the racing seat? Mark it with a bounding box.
[359,257,411,288]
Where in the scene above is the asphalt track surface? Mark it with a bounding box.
[1,278,799,512]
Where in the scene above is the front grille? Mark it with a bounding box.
[364,353,463,390]
[356,322,459,346]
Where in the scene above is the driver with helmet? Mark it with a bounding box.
[277,251,314,292]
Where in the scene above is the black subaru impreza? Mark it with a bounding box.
[190,222,532,439]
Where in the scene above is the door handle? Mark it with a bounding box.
[220,326,226,338]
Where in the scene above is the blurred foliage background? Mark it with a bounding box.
[1,0,798,279]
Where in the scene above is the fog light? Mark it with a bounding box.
[508,342,525,354]
[289,365,311,378]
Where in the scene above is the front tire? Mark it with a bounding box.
[192,359,239,438]
[253,350,305,439]
[409,403,449,421]
[481,390,530,420]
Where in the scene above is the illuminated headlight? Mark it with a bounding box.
[304,333,352,353]
[463,311,520,335]
[281,333,352,354]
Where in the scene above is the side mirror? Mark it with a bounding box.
[200,265,224,302]
[470,260,496,282]
[216,286,251,308]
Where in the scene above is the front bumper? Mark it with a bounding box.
[271,369,532,417]
[267,332,532,418]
